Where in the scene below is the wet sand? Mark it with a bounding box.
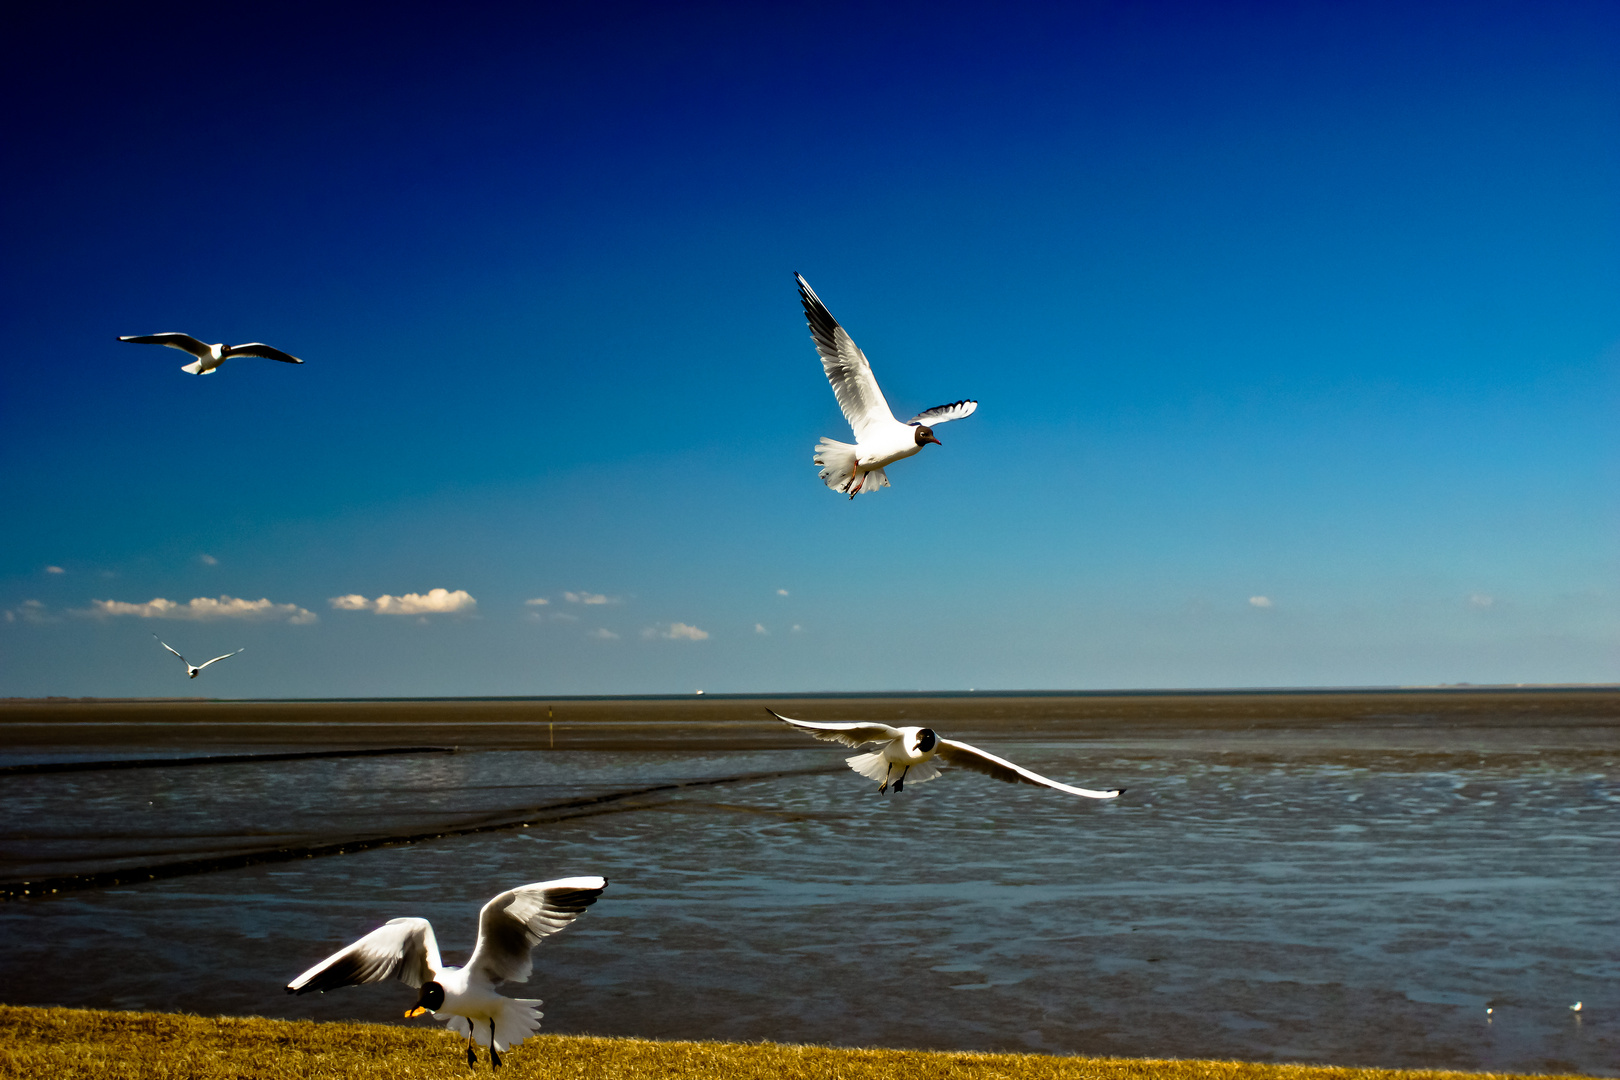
[2,691,1615,1075]
[3,687,1617,753]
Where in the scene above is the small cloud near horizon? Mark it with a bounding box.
[564,590,616,605]
[775,588,789,596]
[329,588,476,616]
[45,566,65,575]
[1248,596,1273,608]
[85,595,317,624]
[587,628,620,640]
[524,597,549,606]
[199,554,218,566]
[644,622,710,641]
[754,623,768,635]
[1469,593,1494,608]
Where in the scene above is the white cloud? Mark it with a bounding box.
[45,566,65,575]
[5,600,52,624]
[587,628,620,640]
[754,623,769,635]
[1469,593,1495,608]
[524,597,549,606]
[86,595,317,624]
[199,554,218,566]
[644,621,709,641]
[775,588,789,597]
[328,588,476,616]
[1248,596,1273,608]
[792,624,802,632]
[564,590,615,605]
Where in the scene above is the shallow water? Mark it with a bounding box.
[1,698,1615,1075]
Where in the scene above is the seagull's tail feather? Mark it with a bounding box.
[844,752,946,788]
[441,998,543,1052]
[845,750,892,785]
[814,438,890,496]
[180,360,206,374]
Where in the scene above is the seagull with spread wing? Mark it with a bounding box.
[287,877,607,1069]
[796,273,976,497]
[118,332,304,374]
[769,708,1122,799]
[153,634,242,679]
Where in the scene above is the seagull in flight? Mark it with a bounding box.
[287,877,607,1070]
[153,635,242,679]
[769,708,1122,798]
[118,332,304,374]
[796,273,976,498]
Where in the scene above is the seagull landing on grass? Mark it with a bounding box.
[796,273,975,498]
[287,877,607,1070]
[153,635,242,679]
[769,708,1122,798]
[118,332,304,374]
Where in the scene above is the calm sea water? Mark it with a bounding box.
[1,705,1615,1075]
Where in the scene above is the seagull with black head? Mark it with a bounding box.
[286,877,606,1070]
[796,273,976,497]
[119,331,304,374]
[770,708,1122,799]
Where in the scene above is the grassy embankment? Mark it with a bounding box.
[0,1007,1597,1080]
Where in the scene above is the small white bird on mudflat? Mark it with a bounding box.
[118,332,304,374]
[153,635,242,679]
[287,877,606,1070]
[796,273,976,498]
[769,708,1122,798]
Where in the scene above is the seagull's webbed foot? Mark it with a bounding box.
[489,1019,502,1069]
[894,765,910,793]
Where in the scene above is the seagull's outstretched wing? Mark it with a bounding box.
[768,708,903,748]
[153,635,187,665]
[225,342,304,365]
[286,917,442,994]
[468,876,607,985]
[194,648,243,671]
[119,333,212,359]
[796,273,896,440]
[936,739,1123,799]
[908,400,978,426]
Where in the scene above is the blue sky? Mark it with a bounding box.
[2,0,1615,697]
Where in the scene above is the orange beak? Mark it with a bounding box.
[404,1006,431,1018]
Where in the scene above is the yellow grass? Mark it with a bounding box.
[0,1006,1598,1080]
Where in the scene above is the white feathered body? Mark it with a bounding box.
[433,965,543,1052]
[844,726,945,788]
[181,343,227,375]
[815,421,925,495]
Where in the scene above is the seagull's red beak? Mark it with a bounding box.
[923,432,941,445]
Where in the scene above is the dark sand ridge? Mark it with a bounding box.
[3,688,1617,754]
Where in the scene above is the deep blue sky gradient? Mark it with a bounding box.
[2,1,1616,696]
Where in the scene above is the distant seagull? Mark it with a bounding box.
[796,273,976,498]
[769,708,1122,798]
[154,634,242,679]
[118,332,304,374]
[287,877,606,1069]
